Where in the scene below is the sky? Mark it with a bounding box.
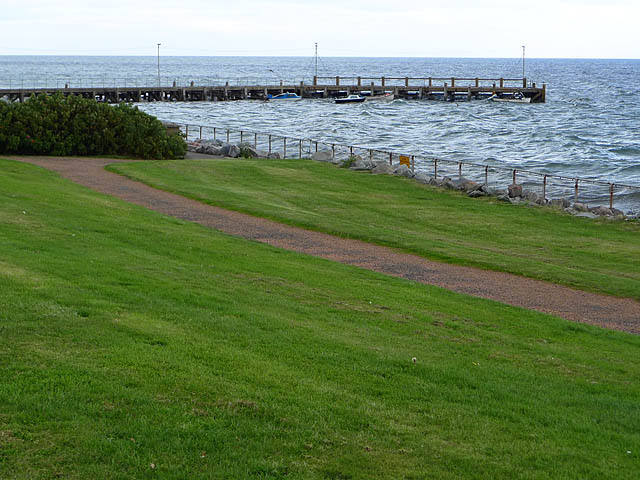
[1,0,638,58]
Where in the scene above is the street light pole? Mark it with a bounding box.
[157,43,161,87]
[522,45,525,81]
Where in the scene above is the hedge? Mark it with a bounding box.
[0,94,186,159]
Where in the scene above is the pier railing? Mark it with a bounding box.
[180,123,640,211]
[0,75,533,90]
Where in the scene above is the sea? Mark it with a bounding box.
[2,55,639,210]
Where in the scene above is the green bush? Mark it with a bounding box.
[0,94,186,159]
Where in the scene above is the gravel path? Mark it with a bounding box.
[12,156,640,334]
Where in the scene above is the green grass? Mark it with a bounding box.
[1,158,640,479]
[109,158,640,300]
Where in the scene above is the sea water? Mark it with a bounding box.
[2,56,639,208]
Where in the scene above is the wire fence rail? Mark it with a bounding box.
[179,123,640,211]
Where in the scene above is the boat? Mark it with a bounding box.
[267,92,301,101]
[489,91,531,103]
[367,92,395,101]
[335,94,366,104]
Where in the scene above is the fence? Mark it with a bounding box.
[0,75,534,90]
[180,123,640,211]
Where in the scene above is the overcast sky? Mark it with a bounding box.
[1,0,638,58]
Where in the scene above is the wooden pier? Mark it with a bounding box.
[0,76,546,103]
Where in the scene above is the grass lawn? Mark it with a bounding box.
[1,158,639,479]
[109,158,640,300]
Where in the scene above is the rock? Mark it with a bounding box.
[267,152,281,159]
[550,198,570,209]
[468,190,487,198]
[218,143,232,156]
[312,150,334,162]
[524,190,540,204]
[204,145,222,156]
[535,197,547,206]
[497,194,510,202]
[443,179,456,190]
[611,208,624,217]
[508,184,523,198]
[371,162,394,175]
[414,172,431,184]
[589,206,613,216]
[453,178,480,193]
[354,156,374,170]
[393,164,415,178]
[239,145,260,158]
[572,202,589,212]
[428,177,439,186]
[509,197,523,205]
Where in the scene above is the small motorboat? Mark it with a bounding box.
[363,92,394,101]
[335,94,366,104]
[267,92,301,100]
[489,91,531,103]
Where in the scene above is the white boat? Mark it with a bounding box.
[368,92,395,101]
[489,92,531,103]
[335,94,366,104]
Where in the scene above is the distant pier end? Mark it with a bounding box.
[0,76,546,103]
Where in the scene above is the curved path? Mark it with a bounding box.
[12,156,640,334]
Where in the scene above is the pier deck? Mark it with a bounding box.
[0,76,546,103]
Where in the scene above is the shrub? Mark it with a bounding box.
[0,94,186,159]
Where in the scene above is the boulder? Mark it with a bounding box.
[524,190,540,204]
[226,144,240,158]
[371,162,394,175]
[453,178,480,193]
[239,145,260,158]
[508,183,523,198]
[550,198,570,209]
[203,145,222,156]
[312,150,334,162]
[468,190,487,198]
[414,172,431,184]
[589,206,613,216]
[267,152,281,159]
[497,194,510,202]
[351,156,374,171]
[393,164,415,178]
[572,202,589,213]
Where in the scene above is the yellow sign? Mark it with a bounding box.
[399,155,410,167]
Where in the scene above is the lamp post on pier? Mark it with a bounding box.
[157,43,161,87]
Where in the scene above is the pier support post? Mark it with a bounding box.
[335,76,340,86]
[243,87,248,99]
[381,77,386,87]
[467,86,472,101]
[313,76,317,86]
[523,77,527,88]
[370,82,374,96]
[451,77,455,87]
[443,83,448,102]
[357,76,361,87]
[405,77,409,87]
[542,83,546,102]
[299,81,304,97]
[475,78,479,87]
[323,88,328,98]
[500,78,504,88]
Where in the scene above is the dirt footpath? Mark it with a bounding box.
[13,156,640,334]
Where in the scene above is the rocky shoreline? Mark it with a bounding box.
[187,139,638,221]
